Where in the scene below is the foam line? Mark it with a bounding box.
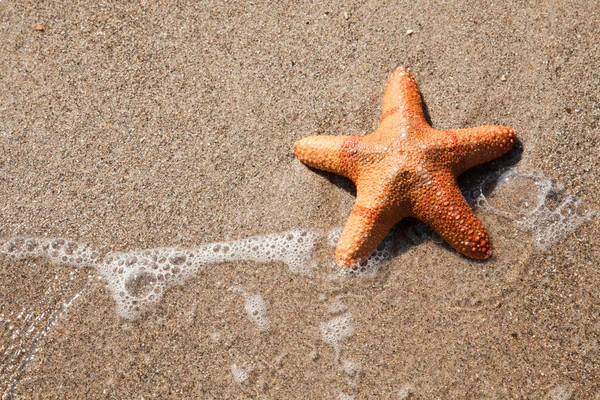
[1,230,321,319]
[5,169,592,319]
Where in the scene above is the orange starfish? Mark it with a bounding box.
[294,67,516,268]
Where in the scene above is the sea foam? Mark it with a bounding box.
[1,230,320,319]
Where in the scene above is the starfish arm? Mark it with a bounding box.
[335,184,406,267]
[446,126,516,175]
[294,135,361,179]
[379,67,429,131]
[411,173,491,259]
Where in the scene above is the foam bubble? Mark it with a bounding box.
[0,237,100,267]
[398,384,416,399]
[337,391,355,400]
[320,312,354,361]
[342,359,361,377]
[341,358,362,388]
[230,363,253,386]
[243,294,270,332]
[544,385,573,400]
[231,288,270,332]
[476,169,596,250]
[209,330,220,343]
[325,299,347,315]
[328,227,343,246]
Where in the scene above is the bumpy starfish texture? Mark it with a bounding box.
[294,67,516,268]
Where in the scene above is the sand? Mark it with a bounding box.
[1,0,599,398]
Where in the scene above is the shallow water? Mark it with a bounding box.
[1,168,596,398]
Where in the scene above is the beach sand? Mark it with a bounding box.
[1,0,599,398]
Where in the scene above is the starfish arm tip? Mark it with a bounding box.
[411,173,495,261]
[444,228,493,261]
[293,136,322,165]
[462,241,493,260]
[392,66,411,75]
[292,138,306,157]
[293,135,360,178]
[449,125,517,173]
[379,66,428,129]
[334,200,404,269]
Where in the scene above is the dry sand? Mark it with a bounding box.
[1,0,600,398]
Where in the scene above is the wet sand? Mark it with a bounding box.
[1,0,600,398]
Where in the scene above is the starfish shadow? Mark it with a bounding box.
[418,88,523,191]
[457,137,523,194]
[311,168,356,196]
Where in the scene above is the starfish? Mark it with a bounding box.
[294,67,516,268]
